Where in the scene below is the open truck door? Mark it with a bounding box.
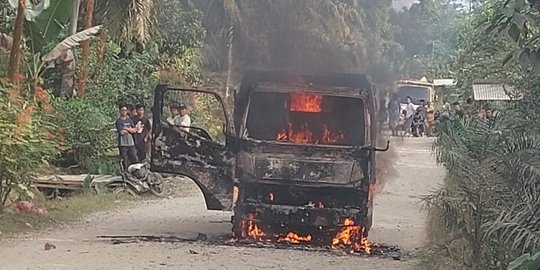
[151,85,235,211]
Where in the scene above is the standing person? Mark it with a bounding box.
[387,93,401,136]
[131,104,152,162]
[416,100,428,118]
[115,105,138,171]
[425,101,435,136]
[404,97,416,133]
[452,101,465,119]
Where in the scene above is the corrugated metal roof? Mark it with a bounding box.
[472,84,522,101]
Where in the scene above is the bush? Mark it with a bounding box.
[52,97,115,165]
[84,42,159,118]
[0,81,60,211]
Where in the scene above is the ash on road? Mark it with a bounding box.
[0,137,444,270]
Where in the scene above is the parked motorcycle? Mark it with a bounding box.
[411,112,426,137]
[105,161,166,197]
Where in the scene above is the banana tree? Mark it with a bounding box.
[19,26,101,96]
[9,0,73,53]
[43,25,102,96]
[7,0,75,95]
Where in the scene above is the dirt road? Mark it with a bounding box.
[0,137,444,270]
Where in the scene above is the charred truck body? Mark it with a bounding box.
[151,71,386,250]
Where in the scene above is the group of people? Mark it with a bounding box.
[115,101,192,171]
[115,104,152,171]
[387,95,436,137]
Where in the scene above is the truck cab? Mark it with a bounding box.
[151,71,386,248]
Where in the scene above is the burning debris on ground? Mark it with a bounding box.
[233,213,374,255]
[97,233,402,259]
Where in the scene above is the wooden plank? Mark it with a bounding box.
[33,183,81,190]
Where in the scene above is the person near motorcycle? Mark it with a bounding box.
[116,105,138,171]
[411,111,425,137]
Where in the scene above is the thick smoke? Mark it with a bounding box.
[227,0,392,83]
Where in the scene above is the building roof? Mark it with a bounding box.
[472,83,522,101]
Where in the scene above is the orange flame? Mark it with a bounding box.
[268,193,275,202]
[276,123,344,145]
[241,214,266,241]
[290,93,322,112]
[331,218,371,254]
[321,124,344,144]
[278,232,312,244]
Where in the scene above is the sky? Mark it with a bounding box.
[392,0,418,10]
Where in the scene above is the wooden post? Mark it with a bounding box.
[77,0,95,98]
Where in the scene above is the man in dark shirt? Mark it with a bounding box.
[453,102,465,119]
[131,104,152,162]
[116,105,138,171]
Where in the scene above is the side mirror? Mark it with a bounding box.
[374,141,390,152]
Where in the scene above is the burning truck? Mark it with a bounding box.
[150,71,388,253]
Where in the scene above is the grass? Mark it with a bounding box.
[413,200,472,270]
[0,192,132,238]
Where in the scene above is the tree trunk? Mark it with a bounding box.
[7,0,26,89]
[77,0,95,98]
[96,31,107,66]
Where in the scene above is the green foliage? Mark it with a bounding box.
[84,42,159,117]
[424,115,540,269]
[0,1,15,33]
[157,0,205,53]
[390,0,465,77]
[95,0,157,45]
[52,97,115,164]
[24,0,73,53]
[0,81,60,211]
[485,0,540,71]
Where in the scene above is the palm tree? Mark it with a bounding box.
[424,115,540,268]
[77,0,158,97]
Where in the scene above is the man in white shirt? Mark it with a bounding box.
[405,97,415,119]
[175,103,191,133]
[404,97,415,133]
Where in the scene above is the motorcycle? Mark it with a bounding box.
[105,161,166,198]
[411,113,426,137]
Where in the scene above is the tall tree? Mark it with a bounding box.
[77,0,95,98]
[7,0,25,86]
